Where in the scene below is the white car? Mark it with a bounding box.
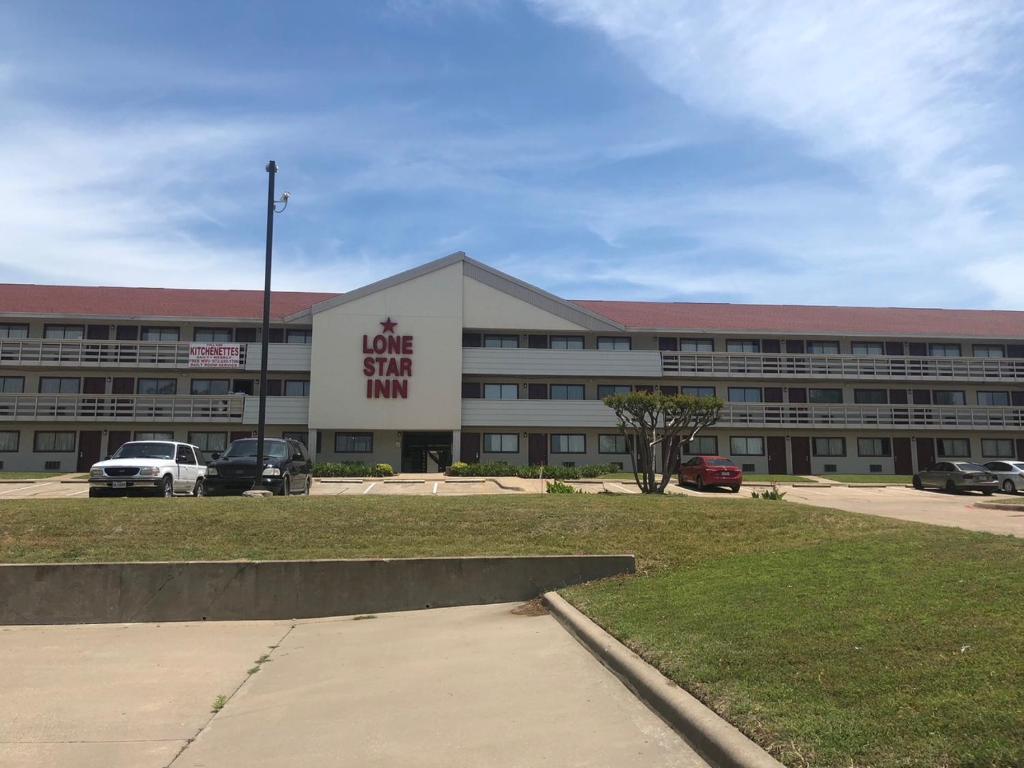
[983,460,1024,494]
[89,440,207,498]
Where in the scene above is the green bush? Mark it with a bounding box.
[751,483,786,500]
[374,463,395,477]
[546,480,582,494]
[313,462,394,478]
[445,462,617,480]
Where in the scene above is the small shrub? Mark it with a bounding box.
[446,462,617,479]
[373,463,395,477]
[751,482,786,500]
[546,480,582,494]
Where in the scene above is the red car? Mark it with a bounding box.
[679,456,743,492]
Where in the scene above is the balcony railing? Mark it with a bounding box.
[0,395,246,422]
[661,352,1024,381]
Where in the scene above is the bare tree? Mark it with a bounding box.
[603,392,723,494]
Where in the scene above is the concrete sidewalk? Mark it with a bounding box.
[1,604,708,768]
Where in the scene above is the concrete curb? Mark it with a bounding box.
[543,592,784,768]
[975,501,1024,511]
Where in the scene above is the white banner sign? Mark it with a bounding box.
[189,343,242,369]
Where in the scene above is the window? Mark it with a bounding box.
[728,387,762,403]
[937,439,970,457]
[597,384,631,398]
[982,439,1014,458]
[0,431,19,452]
[0,323,28,339]
[483,335,519,348]
[190,379,230,396]
[978,391,1010,406]
[807,341,840,354]
[550,335,584,350]
[597,337,631,350]
[934,390,966,406]
[729,436,764,456]
[483,383,518,400]
[34,431,75,452]
[851,342,884,356]
[43,325,83,340]
[973,344,1004,358]
[550,384,585,400]
[853,389,887,404]
[726,339,760,353]
[193,327,233,342]
[858,438,891,457]
[483,433,519,453]
[140,326,180,341]
[551,434,585,453]
[680,339,714,352]
[0,376,24,393]
[188,432,227,457]
[284,380,311,397]
[39,377,80,394]
[175,444,197,465]
[813,437,846,457]
[335,432,373,453]
[134,431,174,441]
[137,378,177,395]
[929,343,961,357]
[809,388,843,404]
[598,434,629,454]
[686,435,718,455]
[286,328,313,344]
[682,386,716,398]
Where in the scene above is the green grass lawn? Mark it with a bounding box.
[820,474,913,484]
[0,471,66,480]
[1,495,1021,767]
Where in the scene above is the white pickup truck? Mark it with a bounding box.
[89,440,207,498]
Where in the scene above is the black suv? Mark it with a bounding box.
[204,437,313,496]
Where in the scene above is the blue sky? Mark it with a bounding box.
[2,0,1023,309]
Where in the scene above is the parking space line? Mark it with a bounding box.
[0,484,35,496]
[432,482,439,495]
[362,482,377,495]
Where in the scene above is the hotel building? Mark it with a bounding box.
[2,252,1023,475]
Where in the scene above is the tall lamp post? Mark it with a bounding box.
[255,161,289,489]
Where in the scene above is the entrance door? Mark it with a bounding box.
[791,436,812,475]
[460,433,481,464]
[766,436,788,474]
[83,377,106,394]
[893,437,913,474]
[915,438,935,471]
[77,430,103,472]
[86,324,110,340]
[400,432,453,473]
[528,433,547,466]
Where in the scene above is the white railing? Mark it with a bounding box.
[661,352,1024,381]
[0,339,225,368]
[0,395,245,422]
[721,403,1024,429]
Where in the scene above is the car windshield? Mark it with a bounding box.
[223,439,288,459]
[955,463,987,472]
[707,459,735,466]
[112,442,176,460]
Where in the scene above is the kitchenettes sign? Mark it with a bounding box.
[362,317,413,399]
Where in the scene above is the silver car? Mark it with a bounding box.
[912,462,998,495]
[982,460,1024,494]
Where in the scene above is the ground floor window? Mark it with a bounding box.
[598,434,628,454]
[729,436,764,456]
[34,431,75,452]
[0,431,19,451]
[981,439,1014,458]
[857,437,891,457]
[335,432,373,453]
[188,432,227,458]
[483,433,519,453]
[685,435,718,455]
[135,431,174,441]
[550,434,585,454]
[813,437,846,457]
[937,438,970,457]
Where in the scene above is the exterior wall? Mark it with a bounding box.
[315,429,403,470]
[462,279,589,331]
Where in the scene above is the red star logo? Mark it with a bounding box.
[380,317,398,333]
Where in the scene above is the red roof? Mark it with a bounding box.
[0,284,340,321]
[574,300,1024,339]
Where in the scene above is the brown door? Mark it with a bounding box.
[889,389,908,404]
[916,438,935,470]
[107,430,132,457]
[788,388,807,403]
[1016,439,1024,460]
[893,438,913,474]
[767,436,788,474]
[763,387,783,403]
[528,433,547,466]
[112,377,134,394]
[82,377,106,394]
[77,430,103,472]
[791,436,812,475]
[460,432,481,464]
[86,324,110,340]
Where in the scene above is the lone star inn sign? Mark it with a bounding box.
[362,317,413,399]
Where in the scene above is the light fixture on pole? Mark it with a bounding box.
[254,161,290,490]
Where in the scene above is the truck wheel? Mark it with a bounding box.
[912,476,923,490]
[983,489,995,496]
[304,477,312,495]
[945,479,957,494]
[281,476,291,496]
[696,476,705,491]
[1003,480,1016,494]
[88,488,103,498]
[193,478,206,497]
[161,475,174,498]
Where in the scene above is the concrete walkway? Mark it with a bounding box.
[1,604,707,768]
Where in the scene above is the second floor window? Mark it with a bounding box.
[680,339,714,352]
[597,384,631,399]
[43,325,83,340]
[137,378,177,395]
[597,337,631,351]
[808,388,843,404]
[973,344,1005,358]
[484,335,519,348]
[929,343,961,357]
[807,341,840,355]
[0,376,24,393]
[933,390,966,406]
[550,384,585,400]
[978,391,1010,406]
[728,387,762,403]
[853,389,887,404]
[682,386,716,398]
[191,379,230,396]
[284,380,311,397]
[483,383,518,400]
[141,326,180,342]
[194,328,233,342]
[0,323,29,339]
[550,335,584,350]
[286,329,313,344]
[726,339,760,353]
[39,377,80,394]
[851,341,884,356]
